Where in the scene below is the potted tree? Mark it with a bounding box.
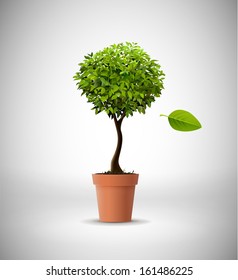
[73,42,201,222]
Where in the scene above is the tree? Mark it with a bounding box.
[74,42,165,173]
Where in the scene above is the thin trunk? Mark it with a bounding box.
[110,114,125,173]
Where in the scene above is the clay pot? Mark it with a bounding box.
[92,173,139,222]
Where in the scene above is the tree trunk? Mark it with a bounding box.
[110,114,125,173]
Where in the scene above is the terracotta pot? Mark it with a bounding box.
[92,173,139,222]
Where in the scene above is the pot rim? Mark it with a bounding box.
[92,173,139,186]
[92,173,139,175]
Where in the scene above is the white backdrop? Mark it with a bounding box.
[0,0,236,259]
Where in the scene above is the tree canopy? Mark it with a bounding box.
[74,42,165,119]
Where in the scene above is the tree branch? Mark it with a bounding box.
[112,111,126,125]
[118,111,126,124]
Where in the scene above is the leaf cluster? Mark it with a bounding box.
[73,42,165,118]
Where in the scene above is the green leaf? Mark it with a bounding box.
[112,94,118,100]
[161,110,202,132]
[101,71,108,77]
[112,85,119,92]
[101,95,108,102]
[109,107,114,114]
[99,87,106,94]
[100,77,109,86]
[128,91,133,99]
[80,80,90,89]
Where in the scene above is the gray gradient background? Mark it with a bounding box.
[0,0,237,259]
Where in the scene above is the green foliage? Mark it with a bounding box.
[73,42,165,118]
[160,110,202,131]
